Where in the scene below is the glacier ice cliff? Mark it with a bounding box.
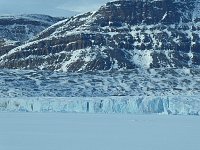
[0,96,199,115]
[0,69,200,115]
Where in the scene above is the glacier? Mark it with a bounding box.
[1,68,200,98]
[0,68,200,115]
[0,96,200,115]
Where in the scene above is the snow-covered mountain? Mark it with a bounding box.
[0,0,200,71]
[1,0,200,115]
[0,14,63,57]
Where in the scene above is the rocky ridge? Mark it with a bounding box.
[0,14,62,56]
[0,0,200,71]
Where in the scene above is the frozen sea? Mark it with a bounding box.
[0,113,199,150]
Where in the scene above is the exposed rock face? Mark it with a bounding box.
[0,0,200,71]
[0,14,62,56]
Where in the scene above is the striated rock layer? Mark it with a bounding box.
[0,0,200,71]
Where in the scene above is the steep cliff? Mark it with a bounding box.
[0,0,200,71]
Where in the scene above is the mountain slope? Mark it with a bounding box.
[0,14,63,56]
[0,0,200,71]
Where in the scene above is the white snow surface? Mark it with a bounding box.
[0,113,199,150]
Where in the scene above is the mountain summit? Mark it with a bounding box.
[0,14,62,56]
[0,0,200,71]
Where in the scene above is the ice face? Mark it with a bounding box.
[0,96,199,115]
[0,68,200,115]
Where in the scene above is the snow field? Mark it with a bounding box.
[0,113,199,150]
